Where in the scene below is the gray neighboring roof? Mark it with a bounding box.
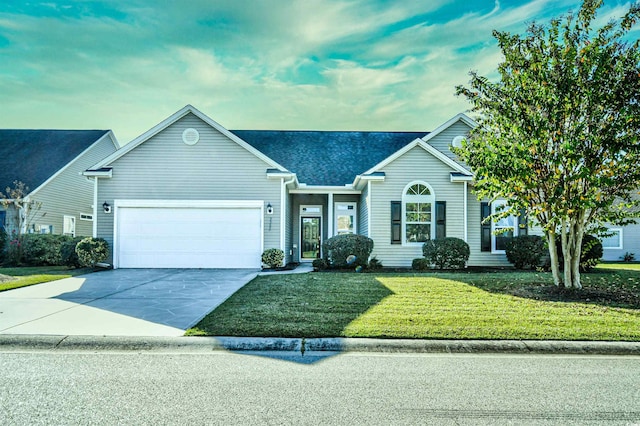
[0,130,109,193]
[231,131,428,186]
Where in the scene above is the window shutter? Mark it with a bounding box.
[435,201,446,239]
[481,202,491,252]
[391,201,401,244]
[518,208,528,236]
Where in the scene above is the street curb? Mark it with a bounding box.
[1,335,639,355]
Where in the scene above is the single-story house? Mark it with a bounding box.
[0,130,119,238]
[84,105,638,268]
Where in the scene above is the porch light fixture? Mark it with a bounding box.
[102,201,112,214]
[266,203,274,215]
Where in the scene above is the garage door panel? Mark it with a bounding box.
[117,206,262,268]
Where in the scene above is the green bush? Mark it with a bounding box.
[505,235,546,269]
[322,234,374,268]
[261,248,284,269]
[60,237,84,268]
[21,234,71,266]
[412,258,430,271]
[555,234,603,272]
[312,258,329,270]
[422,237,470,270]
[0,228,7,265]
[75,237,109,267]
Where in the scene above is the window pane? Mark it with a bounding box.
[495,230,514,251]
[419,203,431,213]
[602,231,621,248]
[406,224,431,243]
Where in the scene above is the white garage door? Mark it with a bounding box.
[116,206,262,268]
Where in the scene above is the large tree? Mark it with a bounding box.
[455,0,640,289]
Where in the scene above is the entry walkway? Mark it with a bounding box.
[0,269,258,336]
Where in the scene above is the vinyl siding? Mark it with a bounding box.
[426,120,473,168]
[369,146,465,267]
[466,194,513,267]
[29,133,118,237]
[600,223,640,261]
[96,113,281,264]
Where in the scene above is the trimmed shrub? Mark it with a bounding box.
[322,234,374,268]
[422,237,470,270]
[75,237,109,267]
[0,228,7,265]
[21,234,69,266]
[412,258,430,271]
[312,258,329,270]
[554,234,603,272]
[60,237,84,268]
[261,248,284,269]
[505,235,545,269]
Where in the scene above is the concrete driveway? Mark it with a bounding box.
[0,269,258,336]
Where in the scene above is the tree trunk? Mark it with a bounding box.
[561,215,585,290]
[546,231,563,287]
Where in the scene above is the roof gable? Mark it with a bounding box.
[233,130,426,186]
[91,105,287,171]
[0,129,110,193]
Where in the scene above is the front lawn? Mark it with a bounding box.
[187,267,640,341]
[0,266,94,292]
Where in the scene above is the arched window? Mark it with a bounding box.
[402,181,435,244]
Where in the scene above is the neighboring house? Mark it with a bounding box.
[0,130,119,238]
[84,105,639,268]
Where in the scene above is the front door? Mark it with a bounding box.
[301,217,321,260]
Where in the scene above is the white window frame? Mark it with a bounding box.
[334,202,357,235]
[602,228,623,250]
[80,213,94,221]
[63,215,76,237]
[491,200,518,254]
[402,181,435,245]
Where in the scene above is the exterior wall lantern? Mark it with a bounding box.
[266,203,274,215]
[102,201,112,214]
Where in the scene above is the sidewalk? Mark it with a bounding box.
[1,335,639,355]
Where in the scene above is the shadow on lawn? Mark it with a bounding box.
[461,268,640,309]
[189,274,395,364]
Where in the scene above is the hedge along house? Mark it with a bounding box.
[86,104,543,269]
[0,130,119,238]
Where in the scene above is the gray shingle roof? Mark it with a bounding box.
[0,130,109,193]
[231,130,427,186]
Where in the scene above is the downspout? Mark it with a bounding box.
[92,177,98,238]
[367,180,372,238]
[463,181,468,242]
[281,176,296,265]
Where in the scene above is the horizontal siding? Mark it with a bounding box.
[600,223,640,261]
[96,113,281,264]
[369,146,465,267]
[466,193,513,267]
[30,134,117,237]
[426,120,472,167]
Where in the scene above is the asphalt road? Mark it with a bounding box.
[1,350,639,425]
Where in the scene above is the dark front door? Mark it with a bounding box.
[301,217,321,259]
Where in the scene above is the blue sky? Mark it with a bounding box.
[0,0,635,142]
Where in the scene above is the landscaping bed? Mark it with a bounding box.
[187,264,640,341]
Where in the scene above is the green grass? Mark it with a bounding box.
[0,266,94,292]
[187,267,640,341]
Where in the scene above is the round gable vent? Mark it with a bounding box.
[182,128,200,145]
[451,135,466,149]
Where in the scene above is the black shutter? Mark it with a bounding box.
[435,201,446,239]
[391,201,401,244]
[481,202,491,252]
[518,208,528,236]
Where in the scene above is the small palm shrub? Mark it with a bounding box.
[422,237,470,270]
[261,248,284,269]
[75,237,109,267]
[322,234,374,268]
[505,235,545,269]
